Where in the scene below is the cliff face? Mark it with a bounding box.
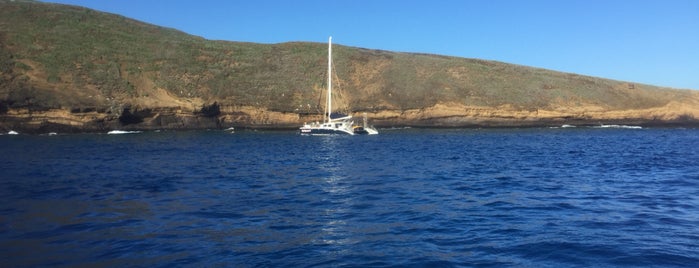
[2,0,699,133]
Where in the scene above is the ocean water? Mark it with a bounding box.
[1,127,698,267]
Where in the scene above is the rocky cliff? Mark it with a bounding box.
[2,0,698,134]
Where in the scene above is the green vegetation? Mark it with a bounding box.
[0,0,694,115]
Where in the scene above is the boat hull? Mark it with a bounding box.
[351,126,378,135]
[300,127,354,135]
[299,125,378,135]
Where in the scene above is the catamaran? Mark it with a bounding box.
[299,37,378,135]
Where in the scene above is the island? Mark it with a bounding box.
[2,0,698,134]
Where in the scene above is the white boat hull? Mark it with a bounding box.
[300,119,378,135]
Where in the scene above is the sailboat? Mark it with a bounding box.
[299,37,379,135]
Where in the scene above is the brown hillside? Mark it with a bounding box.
[1,0,698,133]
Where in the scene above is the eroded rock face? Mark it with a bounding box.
[198,102,221,117]
[366,101,699,128]
[118,106,148,125]
[3,100,699,134]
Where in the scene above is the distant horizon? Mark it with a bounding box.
[40,0,699,90]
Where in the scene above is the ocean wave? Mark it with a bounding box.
[107,130,143,135]
[382,126,411,131]
[594,124,642,129]
[549,124,577,129]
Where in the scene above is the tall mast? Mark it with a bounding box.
[326,36,332,122]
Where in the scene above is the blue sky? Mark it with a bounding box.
[42,0,699,90]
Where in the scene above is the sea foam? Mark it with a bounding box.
[107,130,143,134]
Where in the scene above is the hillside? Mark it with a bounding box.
[2,0,699,133]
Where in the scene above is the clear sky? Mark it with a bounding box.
[41,0,699,90]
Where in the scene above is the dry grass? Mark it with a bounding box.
[1,0,694,117]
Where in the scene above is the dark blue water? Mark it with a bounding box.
[1,128,699,267]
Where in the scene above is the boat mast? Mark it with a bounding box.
[326,36,332,123]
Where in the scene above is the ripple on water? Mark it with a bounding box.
[1,129,699,266]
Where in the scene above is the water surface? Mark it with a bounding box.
[1,128,698,266]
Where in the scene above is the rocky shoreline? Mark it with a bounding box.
[3,102,699,134]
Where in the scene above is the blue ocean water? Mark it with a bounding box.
[1,127,698,267]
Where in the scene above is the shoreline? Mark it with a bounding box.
[3,104,699,135]
[3,119,699,135]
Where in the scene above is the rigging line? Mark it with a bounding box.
[315,65,329,112]
[331,58,349,113]
[315,84,324,112]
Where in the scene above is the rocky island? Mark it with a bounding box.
[2,0,699,134]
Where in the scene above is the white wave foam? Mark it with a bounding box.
[382,127,411,131]
[595,125,642,129]
[107,130,143,134]
[7,130,19,135]
[549,124,576,129]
